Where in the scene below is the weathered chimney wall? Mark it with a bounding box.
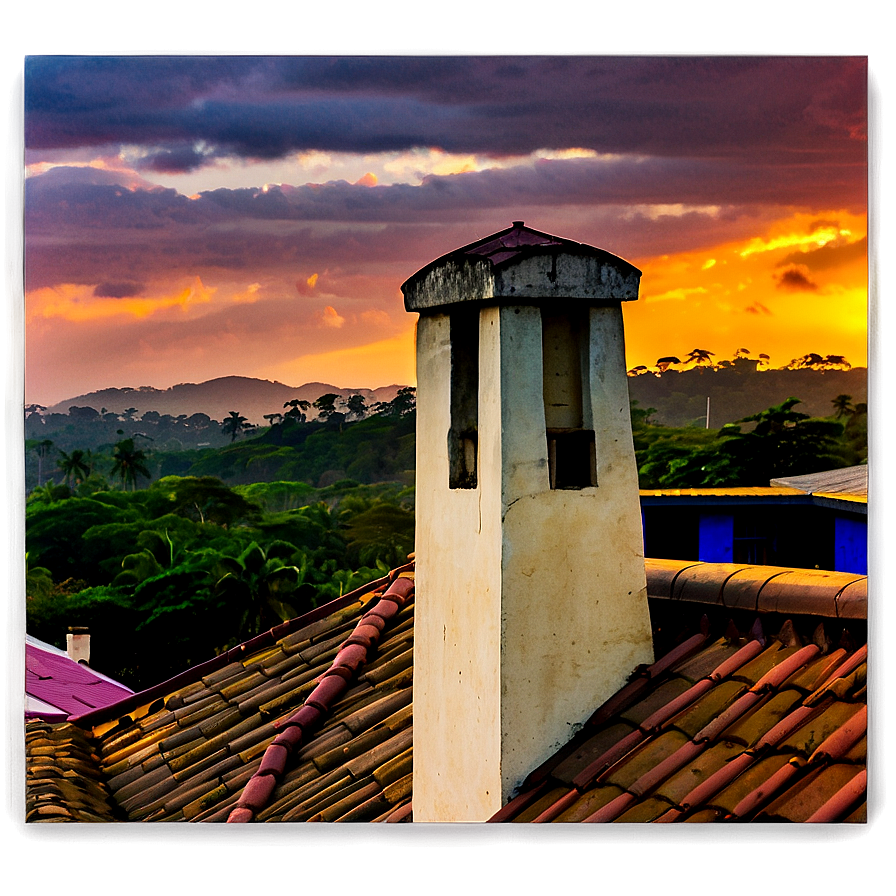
[405,224,654,822]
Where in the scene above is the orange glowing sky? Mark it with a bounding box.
[23,56,867,406]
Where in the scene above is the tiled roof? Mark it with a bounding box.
[489,620,866,823]
[25,635,134,721]
[26,566,415,824]
[25,559,866,823]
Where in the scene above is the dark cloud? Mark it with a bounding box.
[27,150,862,293]
[93,281,144,298]
[778,236,867,272]
[137,145,214,173]
[775,264,818,291]
[25,56,867,166]
[745,301,773,315]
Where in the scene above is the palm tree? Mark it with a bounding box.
[685,348,716,367]
[26,438,55,486]
[831,394,854,419]
[57,448,91,485]
[111,438,151,491]
[222,410,251,442]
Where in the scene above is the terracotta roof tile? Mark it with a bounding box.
[619,677,695,727]
[552,722,640,784]
[756,763,866,822]
[667,680,749,738]
[806,768,866,822]
[653,740,745,805]
[552,786,627,822]
[511,786,573,823]
[710,754,798,815]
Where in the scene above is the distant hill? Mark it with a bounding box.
[46,377,408,424]
[627,363,868,428]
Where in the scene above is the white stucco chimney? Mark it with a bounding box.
[67,627,90,665]
[403,222,654,822]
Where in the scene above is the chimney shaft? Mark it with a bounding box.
[67,627,90,665]
[404,224,654,822]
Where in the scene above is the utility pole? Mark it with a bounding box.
[706,396,711,429]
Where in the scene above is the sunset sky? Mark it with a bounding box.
[23,55,868,406]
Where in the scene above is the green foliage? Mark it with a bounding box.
[25,553,54,600]
[636,397,855,487]
[25,474,416,691]
[148,475,261,526]
[342,502,415,568]
[233,480,316,513]
[26,496,139,584]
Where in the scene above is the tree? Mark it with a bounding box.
[374,387,416,418]
[57,449,92,486]
[68,405,100,422]
[212,542,313,640]
[26,439,55,486]
[344,394,368,421]
[151,476,261,527]
[831,394,854,419]
[25,552,54,600]
[787,353,852,371]
[342,502,415,568]
[655,356,681,373]
[312,394,339,421]
[222,410,251,442]
[685,348,716,367]
[713,397,848,483]
[283,399,311,423]
[111,438,151,490]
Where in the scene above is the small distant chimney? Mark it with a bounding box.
[67,627,90,665]
[403,222,654,822]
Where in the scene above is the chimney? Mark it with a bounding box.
[403,222,654,822]
[66,627,90,665]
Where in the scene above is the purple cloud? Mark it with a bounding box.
[93,281,145,298]
[25,56,866,164]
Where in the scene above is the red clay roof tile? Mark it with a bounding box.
[806,768,866,823]
[757,763,865,822]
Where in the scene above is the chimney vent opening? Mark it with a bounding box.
[448,307,479,489]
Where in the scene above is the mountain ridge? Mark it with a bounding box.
[45,376,409,424]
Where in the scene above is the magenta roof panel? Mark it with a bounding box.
[25,639,133,719]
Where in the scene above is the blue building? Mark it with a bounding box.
[640,465,867,575]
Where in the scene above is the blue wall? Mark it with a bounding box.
[834,515,867,575]
[698,513,734,562]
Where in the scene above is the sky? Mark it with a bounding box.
[23,55,868,406]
